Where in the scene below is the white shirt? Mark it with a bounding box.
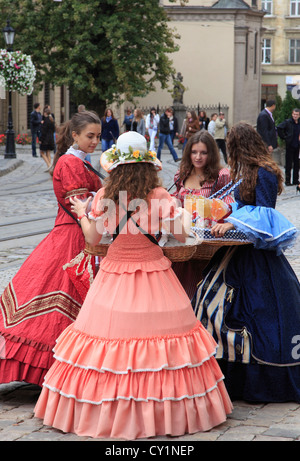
[66,145,88,161]
[208,120,216,137]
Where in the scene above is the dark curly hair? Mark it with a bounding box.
[227,122,283,202]
[103,162,162,205]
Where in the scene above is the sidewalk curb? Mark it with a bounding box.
[0,158,24,177]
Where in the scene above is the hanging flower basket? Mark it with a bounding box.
[0,49,36,96]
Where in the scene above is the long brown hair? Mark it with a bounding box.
[227,122,283,202]
[51,111,101,173]
[103,162,161,205]
[179,130,221,183]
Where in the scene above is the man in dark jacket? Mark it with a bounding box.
[277,108,300,186]
[256,100,277,153]
[157,108,180,162]
[30,102,42,157]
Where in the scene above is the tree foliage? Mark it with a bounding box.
[0,0,185,114]
[275,90,300,125]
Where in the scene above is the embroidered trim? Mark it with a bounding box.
[0,282,81,328]
[65,188,89,199]
[63,251,94,286]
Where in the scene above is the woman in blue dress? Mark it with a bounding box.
[193,122,300,402]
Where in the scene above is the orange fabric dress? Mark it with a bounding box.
[34,187,232,440]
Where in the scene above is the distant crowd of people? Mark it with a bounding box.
[256,99,300,187]
[121,106,228,164]
[30,99,300,187]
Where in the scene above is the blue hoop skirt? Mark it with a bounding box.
[193,204,300,402]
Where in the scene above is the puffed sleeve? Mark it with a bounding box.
[215,168,235,205]
[151,187,183,222]
[150,187,191,238]
[88,188,106,221]
[55,156,101,204]
[225,169,297,253]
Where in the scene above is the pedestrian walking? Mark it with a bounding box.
[215,112,228,163]
[208,113,218,138]
[34,131,232,440]
[145,107,159,151]
[30,102,42,158]
[193,122,300,403]
[101,108,119,151]
[171,130,234,298]
[0,111,102,387]
[198,110,210,131]
[44,104,56,155]
[169,107,178,144]
[157,107,180,162]
[131,108,145,136]
[277,108,300,186]
[256,100,277,154]
[39,108,55,170]
[182,110,200,151]
[122,109,133,132]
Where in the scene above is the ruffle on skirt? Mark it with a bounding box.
[0,331,54,385]
[100,254,171,274]
[34,323,233,439]
[52,322,218,373]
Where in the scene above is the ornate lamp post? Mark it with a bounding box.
[2,19,16,159]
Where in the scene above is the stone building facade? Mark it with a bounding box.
[252,0,300,107]
[124,0,265,128]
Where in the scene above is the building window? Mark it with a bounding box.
[262,38,271,64]
[261,84,277,110]
[262,0,273,15]
[291,0,300,16]
[289,39,300,63]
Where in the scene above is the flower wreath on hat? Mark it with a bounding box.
[100,131,162,173]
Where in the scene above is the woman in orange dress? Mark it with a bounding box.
[34,131,232,440]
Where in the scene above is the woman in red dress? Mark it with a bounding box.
[0,111,102,386]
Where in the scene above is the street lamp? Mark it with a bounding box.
[2,19,16,159]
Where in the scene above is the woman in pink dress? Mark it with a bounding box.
[0,111,102,386]
[171,130,234,298]
[34,131,232,440]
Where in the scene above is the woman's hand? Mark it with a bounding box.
[70,196,92,217]
[211,222,235,237]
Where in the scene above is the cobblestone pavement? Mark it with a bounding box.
[0,147,300,442]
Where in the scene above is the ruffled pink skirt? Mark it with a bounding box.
[34,235,232,439]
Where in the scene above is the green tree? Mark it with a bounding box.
[0,0,186,115]
[276,90,300,125]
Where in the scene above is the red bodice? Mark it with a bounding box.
[53,155,102,226]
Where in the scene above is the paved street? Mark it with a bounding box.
[0,145,300,442]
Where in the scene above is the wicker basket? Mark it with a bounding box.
[84,232,201,262]
[192,243,220,261]
[192,236,251,261]
[161,231,201,262]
